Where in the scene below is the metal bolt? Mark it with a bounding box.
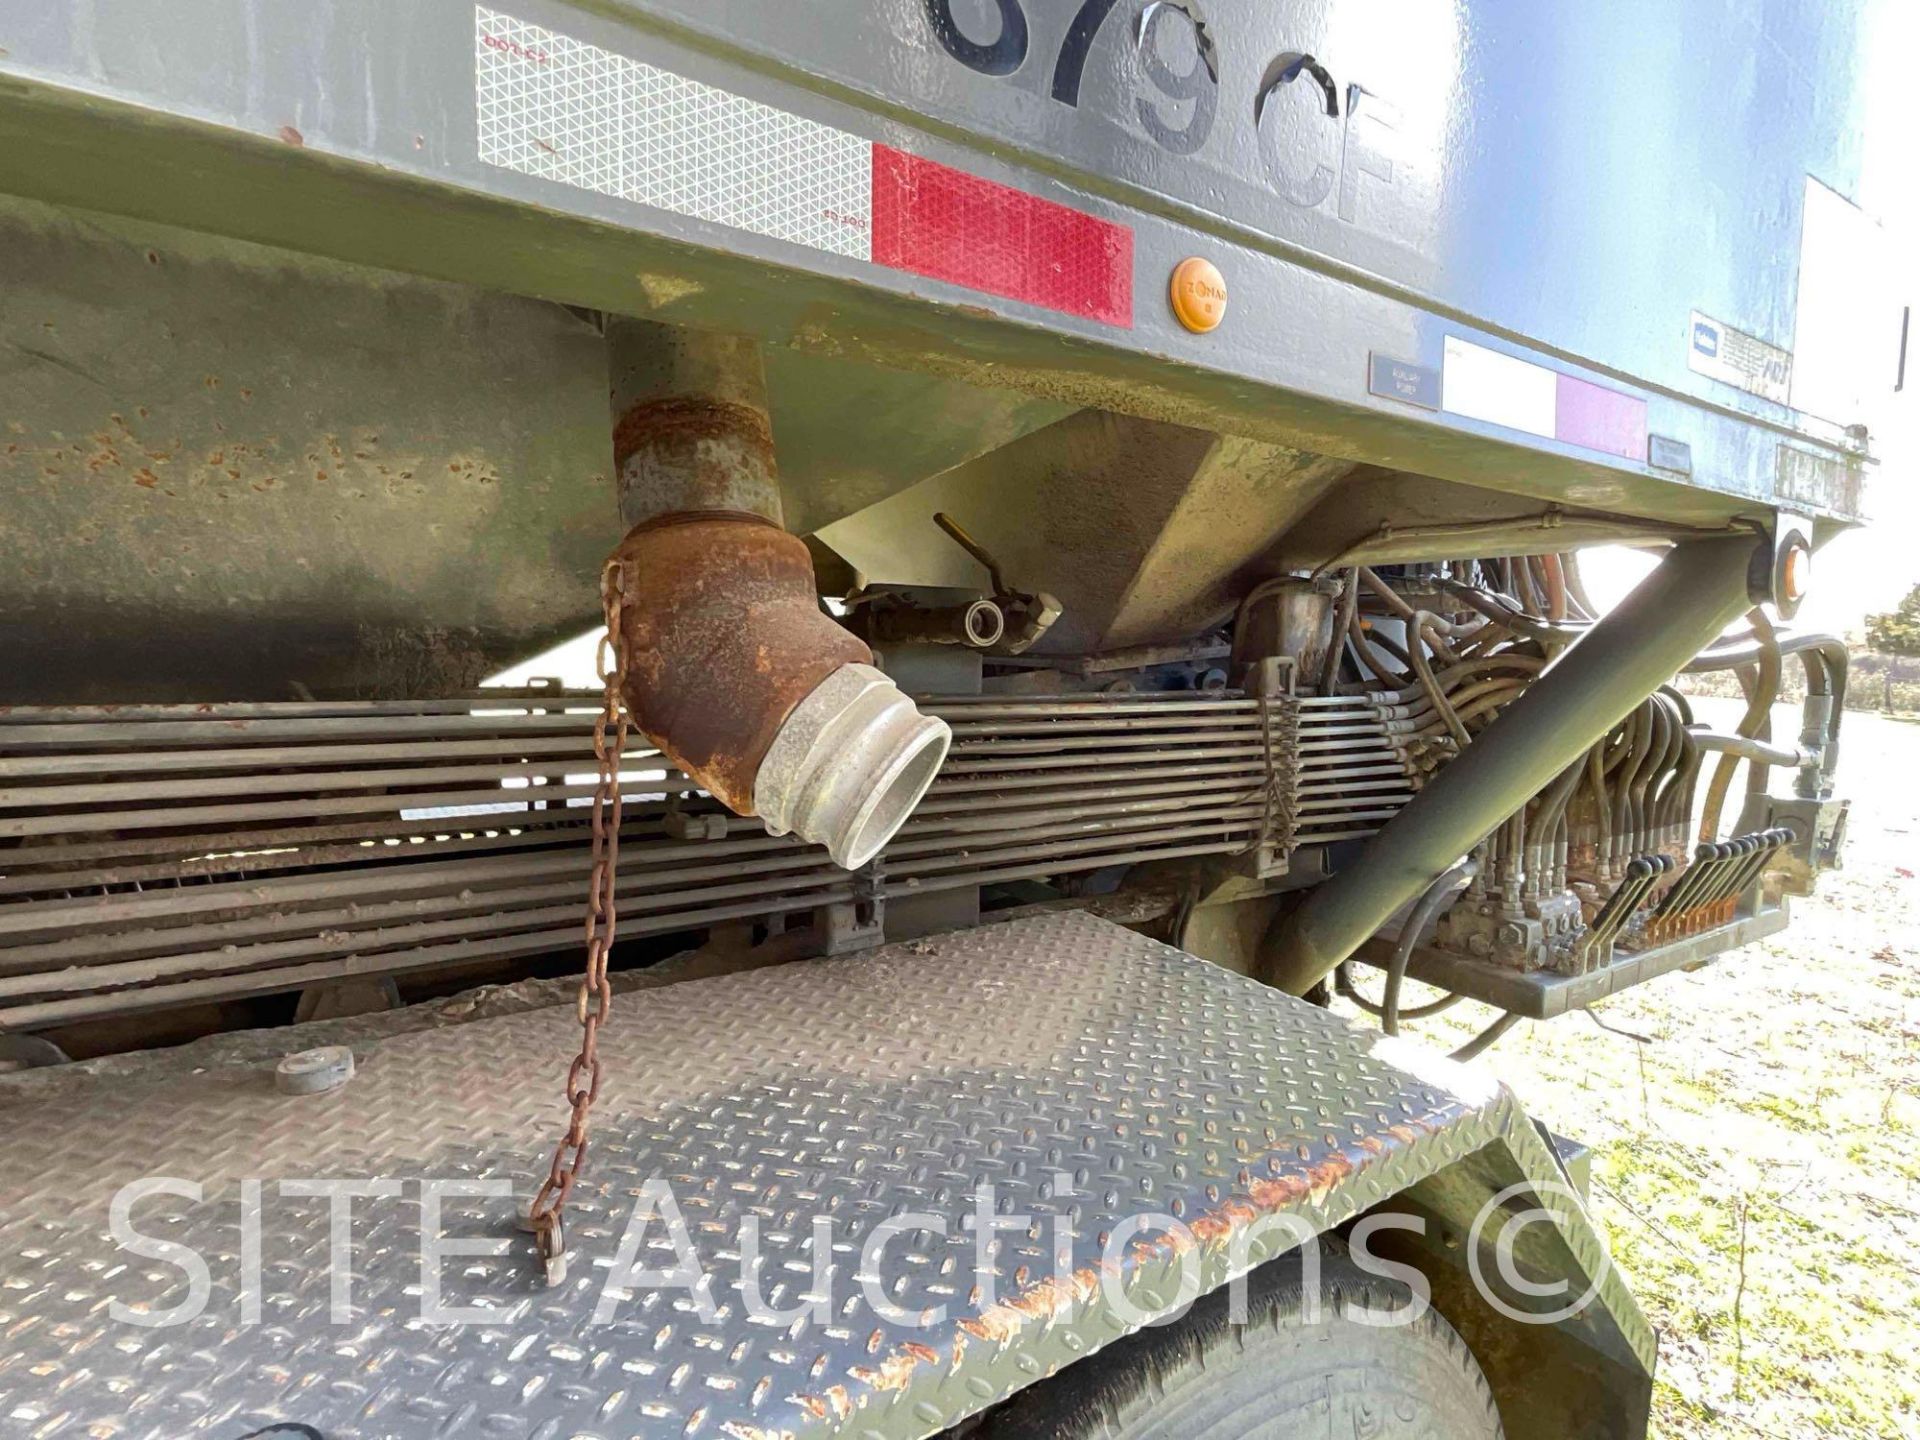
[275,1045,356,1095]
[666,810,728,841]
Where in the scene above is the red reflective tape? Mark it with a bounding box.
[871,144,1133,327]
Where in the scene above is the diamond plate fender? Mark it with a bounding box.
[0,913,1650,1439]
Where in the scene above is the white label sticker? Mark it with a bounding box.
[1792,177,1900,427]
[1687,310,1792,406]
[1441,336,1557,439]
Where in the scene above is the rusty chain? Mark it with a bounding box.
[528,557,630,1284]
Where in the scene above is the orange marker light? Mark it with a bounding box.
[1781,543,1810,603]
[1170,257,1227,333]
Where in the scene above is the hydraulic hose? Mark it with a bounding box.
[1700,610,1779,842]
[1450,1012,1523,1062]
[1379,859,1479,1035]
[1258,535,1764,995]
[1689,730,1811,768]
[1321,571,1361,695]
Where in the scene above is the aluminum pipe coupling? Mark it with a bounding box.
[753,662,949,868]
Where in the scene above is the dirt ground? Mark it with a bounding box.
[1334,700,1920,1437]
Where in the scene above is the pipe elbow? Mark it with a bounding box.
[612,515,950,868]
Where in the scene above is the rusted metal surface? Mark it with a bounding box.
[527,561,633,1281]
[604,322,879,818]
[611,395,781,523]
[1230,577,1337,683]
[0,202,1069,705]
[1644,829,1791,941]
[0,195,618,703]
[607,318,786,527]
[1353,901,1793,1019]
[612,513,871,814]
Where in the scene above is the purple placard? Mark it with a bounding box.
[1555,374,1648,460]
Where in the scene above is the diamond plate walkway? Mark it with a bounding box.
[0,912,1612,1439]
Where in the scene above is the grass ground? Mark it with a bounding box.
[1335,703,1920,1439]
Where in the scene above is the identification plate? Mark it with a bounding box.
[1688,311,1792,406]
[1368,353,1441,410]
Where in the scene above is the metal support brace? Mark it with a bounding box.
[1245,656,1298,879]
[1259,535,1765,994]
[818,857,887,953]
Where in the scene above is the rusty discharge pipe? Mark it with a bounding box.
[606,321,949,868]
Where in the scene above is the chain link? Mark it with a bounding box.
[528,557,630,1283]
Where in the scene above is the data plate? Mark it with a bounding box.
[0,913,1625,1439]
[1688,309,1794,405]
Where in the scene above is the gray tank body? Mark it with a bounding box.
[0,0,1894,695]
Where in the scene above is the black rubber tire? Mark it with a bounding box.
[970,1241,1503,1440]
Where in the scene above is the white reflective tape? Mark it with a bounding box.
[476,7,872,259]
[1442,336,1557,440]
